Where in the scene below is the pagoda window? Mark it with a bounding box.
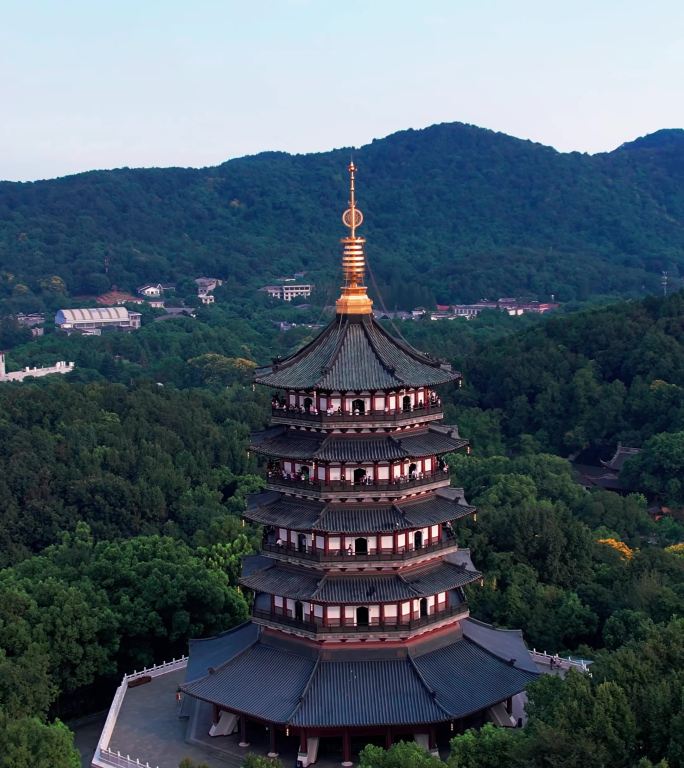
[384,604,398,622]
[328,606,341,627]
[424,457,432,472]
[409,462,417,479]
[414,530,423,550]
[294,601,304,622]
[402,395,412,412]
[356,606,370,627]
[354,537,368,555]
[380,534,393,553]
[353,467,366,484]
[329,536,341,553]
[351,398,365,415]
[313,604,323,621]
[397,533,406,552]
[297,533,307,553]
[274,595,284,609]
[420,598,428,618]
[377,465,390,480]
[329,466,341,481]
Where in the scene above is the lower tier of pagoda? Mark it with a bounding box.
[179,618,539,764]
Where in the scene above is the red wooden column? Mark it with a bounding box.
[342,729,352,766]
[385,727,393,749]
[268,723,278,757]
[299,728,307,754]
[239,714,249,748]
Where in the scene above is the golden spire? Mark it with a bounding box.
[336,161,373,315]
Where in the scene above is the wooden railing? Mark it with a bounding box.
[265,470,451,493]
[270,402,443,426]
[252,603,468,635]
[261,535,458,563]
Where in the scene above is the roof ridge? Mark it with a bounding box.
[316,314,348,384]
[361,314,406,384]
[406,654,453,717]
[290,654,322,722]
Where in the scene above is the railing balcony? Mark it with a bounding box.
[260,534,458,563]
[252,602,468,636]
[270,402,444,427]
[265,469,452,495]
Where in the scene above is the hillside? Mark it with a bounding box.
[1,122,683,312]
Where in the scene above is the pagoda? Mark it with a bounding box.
[180,164,538,766]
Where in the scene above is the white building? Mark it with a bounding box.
[137,283,175,298]
[55,307,142,334]
[262,284,314,301]
[0,352,75,382]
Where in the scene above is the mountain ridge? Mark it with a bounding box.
[0,121,682,310]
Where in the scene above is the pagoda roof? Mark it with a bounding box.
[180,619,538,727]
[239,559,481,603]
[245,488,475,533]
[254,313,459,391]
[249,424,467,462]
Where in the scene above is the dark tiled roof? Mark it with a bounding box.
[244,491,476,533]
[313,574,418,603]
[315,504,409,533]
[184,622,259,684]
[313,435,406,462]
[398,494,475,527]
[400,425,468,457]
[249,425,467,462]
[291,658,450,727]
[412,638,538,718]
[246,493,324,529]
[254,314,459,391]
[462,618,540,674]
[240,563,321,600]
[181,629,538,726]
[182,643,316,723]
[401,561,481,594]
[240,561,478,603]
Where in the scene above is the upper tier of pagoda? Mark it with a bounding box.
[255,162,459,393]
[255,313,458,390]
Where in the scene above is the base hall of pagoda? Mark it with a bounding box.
[179,164,538,766]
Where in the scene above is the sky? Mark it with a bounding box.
[1,0,683,182]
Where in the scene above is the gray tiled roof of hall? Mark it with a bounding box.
[254,314,459,391]
[249,424,466,462]
[239,560,479,603]
[244,490,475,534]
[180,619,539,727]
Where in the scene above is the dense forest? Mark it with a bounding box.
[1,123,684,316]
[1,292,683,767]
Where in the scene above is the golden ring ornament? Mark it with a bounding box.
[342,207,363,229]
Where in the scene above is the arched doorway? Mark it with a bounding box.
[297,533,307,553]
[353,467,367,485]
[352,398,365,415]
[402,395,411,412]
[414,530,423,550]
[420,598,428,618]
[356,606,369,627]
[294,601,304,621]
[303,397,313,413]
[355,537,368,555]
[409,462,417,479]
[299,465,310,481]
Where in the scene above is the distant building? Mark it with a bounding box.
[0,352,74,382]
[573,444,641,494]
[261,284,314,301]
[15,313,45,337]
[137,283,176,298]
[146,298,165,309]
[55,307,141,335]
[195,277,222,305]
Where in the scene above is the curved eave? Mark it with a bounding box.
[249,425,469,463]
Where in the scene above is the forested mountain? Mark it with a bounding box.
[1,123,683,313]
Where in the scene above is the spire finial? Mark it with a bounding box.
[337,162,373,315]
